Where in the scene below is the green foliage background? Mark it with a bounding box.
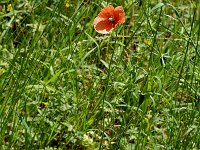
[0,0,199,149]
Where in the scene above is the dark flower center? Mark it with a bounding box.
[108,17,115,22]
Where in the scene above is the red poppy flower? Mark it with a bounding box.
[93,5,125,34]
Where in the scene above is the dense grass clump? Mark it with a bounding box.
[0,0,199,149]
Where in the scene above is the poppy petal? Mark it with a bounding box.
[114,6,125,24]
[98,5,114,18]
[93,17,114,34]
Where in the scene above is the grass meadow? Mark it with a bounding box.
[0,0,200,149]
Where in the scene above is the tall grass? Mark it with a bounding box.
[0,0,199,149]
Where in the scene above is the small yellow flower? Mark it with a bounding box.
[65,0,70,8]
[7,4,13,12]
[144,39,152,46]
